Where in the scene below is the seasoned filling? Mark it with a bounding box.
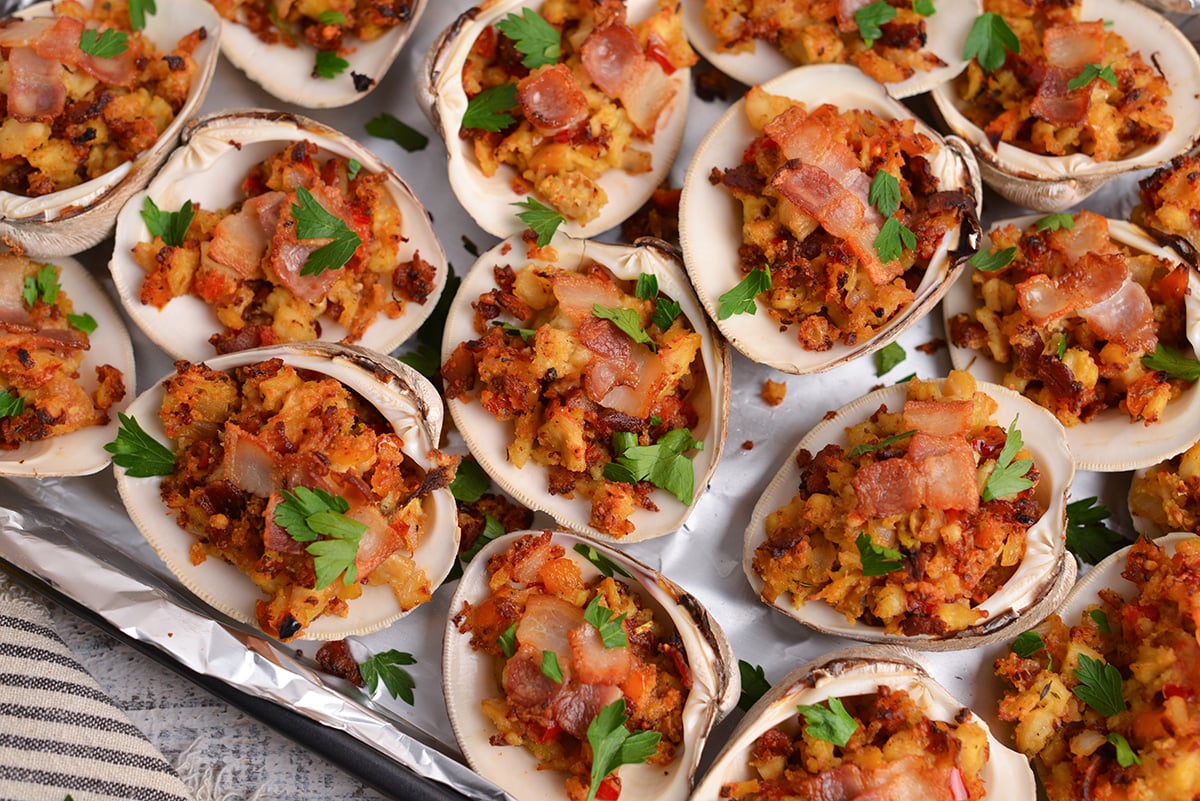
[0,255,124,448]
[0,1,204,197]
[208,0,413,50]
[710,87,968,351]
[956,0,1172,161]
[948,211,1189,427]
[132,140,435,353]
[460,0,695,223]
[753,371,1043,637]
[721,686,989,801]
[158,358,451,641]
[453,532,688,801]
[1129,441,1200,535]
[701,0,946,84]
[995,536,1200,801]
[441,248,706,539]
[1134,153,1200,260]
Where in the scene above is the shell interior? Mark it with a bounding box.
[442,530,738,801]
[112,342,459,640]
[944,217,1200,473]
[108,111,448,362]
[680,0,980,98]
[743,378,1076,650]
[0,0,221,257]
[442,233,730,543]
[679,64,980,375]
[422,0,690,239]
[0,254,135,477]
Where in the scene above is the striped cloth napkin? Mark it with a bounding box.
[0,587,194,801]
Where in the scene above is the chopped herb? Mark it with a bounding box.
[895,372,916,383]
[1107,732,1140,767]
[1073,653,1126,718]
[603,428,703,505]
[718,264,771,320]
[856,533,903,577]
[649,415,663,427]
[463,83,519,132]
[1142,343,1200,382]
[541,650,564,683]
[128,0,156,31]
[855,1,897,48]
[141,197,195,247]
[573,543,632,578]
[22,264,59,308]
[874,216,916,263]
[846,429,916,458]
[314,50,349,79]
[1035,213,1076,232]
[583,595,628,649]
[969,246,1017,272]
[513,196,564,247]
[652,298,681,330]
[874,341,905,376]
[268,6,297,45]
[358,649,416,705]
[495,7,561,69]
[981,416,1033,501]
[1011,630,1050,669]
[460,514,505,564]
[593,304,655,350]
[450,457,490,503]
[79,28,128,58]
[365,112,429,152]
[964,12,1020,72]
[738,660,770,711]
[274,487,367,590]
[1056,333,1068,360]
[797,697,859,747]
[105,413,175,477]
[1066,497,1126,564]
[346,159,362,180]
[492,321,537,341]
[67,312,97,334]
[291,186,362,276]
[0,392,24,419]
[635,273,658,300]
[317,9,347,25]
[913,0,935,15]
[1067,63,1117,92]
[868,171,902,218]
[497,622,517,658]
[1091,609,1111,634]
[585,700,661,801]
[461,236,480,257]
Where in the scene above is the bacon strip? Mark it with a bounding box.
[903,400,973,438]
[207,191,287,277]
[580,21,672,133]
[7,47,66,122]
[1076,278,1157,352]
[32,16,137,88]
[853,432,979,517]
[517,64,589,137]
[1031,22,1106,127]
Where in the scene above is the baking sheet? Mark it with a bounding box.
[2,2,1198,799]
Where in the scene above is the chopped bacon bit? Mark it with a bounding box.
[517,64,589,136]
[580,21,672,133]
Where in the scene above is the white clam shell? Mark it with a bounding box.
[112,342,459,640]
[418,0,691,239]
[216,1,426,108]
[0,254,135,477]
[691,646,1036,800]
[743,378,1076,650]
[944,216,1200,473]
[681,0,981,98]
[0,0,221,258]
[679,64,981,375]
[108,110,449,362]
[929,0,1200,212]
[443,529,739,801]
[443,233,730,543]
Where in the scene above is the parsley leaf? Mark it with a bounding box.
[968,246,1017,272]
[1056,333,1068,360]
[869,171,902,218]
[874,341,905,376]
[573,543,632,578]
[586,699,661,801]
[583,595,628,649]
[1011,630,1051,669]
[317,9,347,25]
[718,264,771,320]
[495,8,561,69]
[314,50,349,79]
[0,392,25,419]
[346,159,362,180]
[450,457,490,503]
[913,0,935,15]
[1108,732,1140,767]
[855,1,897,48]
[846,429,916,458]
[603,428,703,505]
[964,12,1020,72]
[460,514,504,564]
[797,697,859,747]
[593,304,655,350]
[105,413,175,477]
[1035,212,1075,232]
[1091,609,1111,634]
[67,312,97,334]
[513,197,564,247]
[874,216,915,263]
[497,622,517,658]
[1073,653,1126,718]
[79,28,128,58]
[635,273,658,300]
[22,264,59,308]
[274,487,366,589]
[1142,343,1200,381]
[981,416,1033,501]
[291,186,362,276]
[365,113,429,152]
[1066,497,1126,565]
[141,197,195,247]
[856,533,903,576]
[463,83,519,132]
[128,0,156,31]
[738,660,771,712]
[652,298,681,330]
[358,649,416,705]
[492,321,537,341]
[541,650,564,683]
[1067,63,1117,92]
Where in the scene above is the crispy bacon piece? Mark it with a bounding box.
[1031,22,1105,127]
[268,185,357,303]
[7,47,66,122]
[0,256,36,329]
[552,271,626,325]
[1029,68,1090,127]
[516,594,585,677]
[568,623,632,685]
[221,423,278,498]
[580,21,672,133]
[836,0,875,32]
[207,191,287,277]
[517,64,589,136]
[1076,278,1157,352]
[853,432,979,517]
[1016,252,1126,325]
[902,400,972,438]
[33,16,139,88]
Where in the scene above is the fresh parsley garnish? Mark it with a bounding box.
[846,429,916,458]
[874,216,916,263]
[141,197,194,247]
[1073,653,1126,718]
[495,8,561,69]
[1091,609,1111,634]
[346,159,362,181]
[358,649,416,705]
[365,113,428,152]
[1056,333,1068,360]
[968,246,1017,272]
[513,197,564,247]
[1066,497,1126,564]
[317,9,347,25]
[874,341,905,376]
[894,372,916,384]
[964,12,1020,72]
[1142,343,1200,381]
[868,171,902,218]
[460,514,504,564]
[738,660,770,712]
[856,533,903,577]
[492,321,537,341]
[573,543,632,578]
[314,49,349,79]
[797,697,859,747]
[593,304,655,351]
[274,487,367,590]
[291,186,361,276]
[855,1,896,48]
[463,82,519,132]
[1011,630,1051,669]
[583,595,628,649]
[541,650,564,682]
[105,413,175,477]
[718,264,771,320]
[1107,732,1140,767]
[67,312,97,334]
[128,0,156,31]
[912,0,935,15]
[79,28,128,58]
[0,392,25,419]
[450,457,489,503]
[586,699,661,801]
[1067,63,1117,92]
[1035,213,1075,232]
[497,622,517,658]
[981,416,1033,501]
[603,428,703,505]
[635,273,658,300]
[652,298,680,330]
[22,264,59,308]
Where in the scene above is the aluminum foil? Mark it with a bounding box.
[0,2,1193,799]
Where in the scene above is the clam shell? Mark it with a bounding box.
[108,110,449,362]
[1055,532,1193,622]
[443,530,739,801]
[112,342,459,640]
[681,0,980,98]
[944,216,1200,473]
[691,645,1036,800]
[0,0,221,258]
[1128,451,1200,537]
[216,1,426,108]
[743,378,1076,651]
[418,0,690,239]
[0,254,135,477]
[679,64,981,375]
[442,233,730,543]
[929,0,1200,212]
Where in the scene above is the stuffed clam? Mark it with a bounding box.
[691,646,1036,800]
[680,64,980,375]
[930,0,1200,212]
[444,530,738,801]
[109,111,448,361]
[944,213,1200,472]
[1133,152,1200,268]
[418,0,694,239]
[440,232,729,542]
[111,342,459,642]
[0,0,220,257]
[1128,441,1200,537]
[744,370,1075,650]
